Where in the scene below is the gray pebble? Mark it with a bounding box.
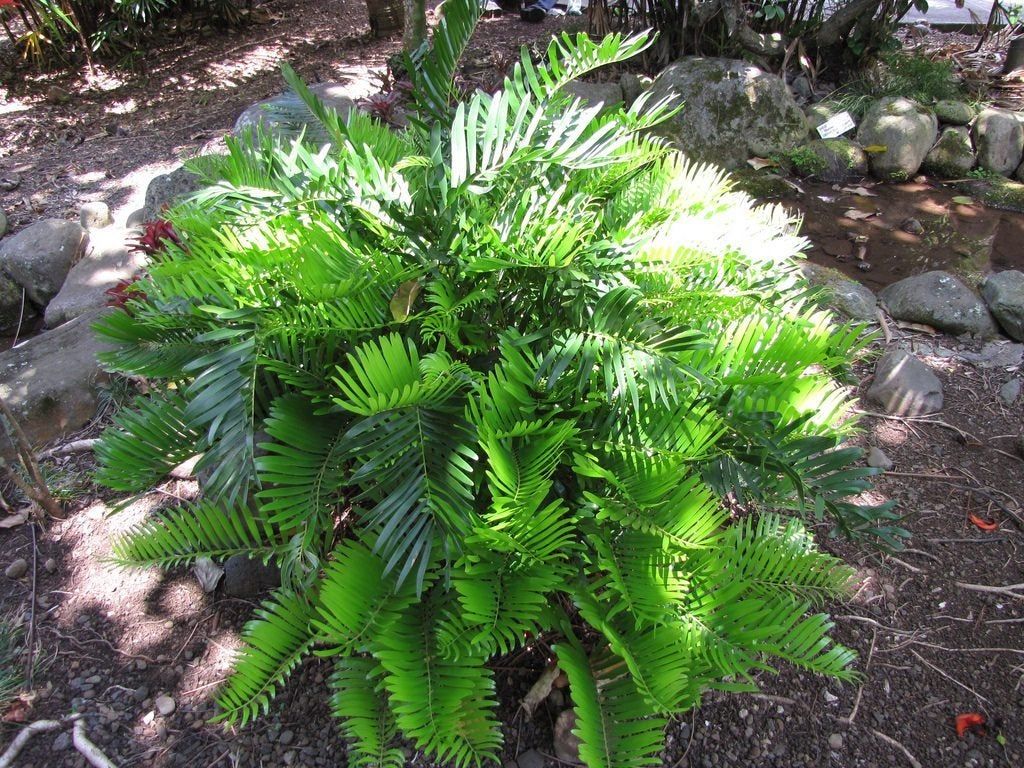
[43,558,57,573]
[52,731,72,752]
[154,694,176,716]
[1000,378,1021,406]
[828,733,843,750]
[517,748,545,768]
[866,446,894,470]
[280,729,295,746]
[5,558,28,579]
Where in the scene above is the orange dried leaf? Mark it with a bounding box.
[968,514,999,532]
[955,712,986,738]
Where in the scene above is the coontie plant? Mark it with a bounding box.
[94,1,901,765]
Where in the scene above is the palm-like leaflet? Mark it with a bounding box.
[95,2,902,765]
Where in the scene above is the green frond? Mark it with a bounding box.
[556,633,667,768]
[214,589,318,726]
[375,595,501,768]
[329,656,405,768]
[110,500,284,568]
[312,538,418,655]
[407,0,484,123]
[94,392,202,493]
[256,394,350,536]
[94,309,205,380]
[184,328,259,506]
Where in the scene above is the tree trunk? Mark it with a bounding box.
[404,0,428,52]
[366,0,404,37]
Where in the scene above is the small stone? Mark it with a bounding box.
[46,86,71,105]
[154,694,176,716]
[52,731,72,751]
[866,349,944,416]
[553,709,582,763]
[43,558,56,573]
[0,174,19,192]
[1000,378,1022,405]
[133,685,149,702]
[828,733,844,750]
[280,729,295,746]
[866,446,894,470]
[5,558,28,579]
[79,202,112,229]
[900,218,924,235]
[517,748,546,768]
[0,209,7,238]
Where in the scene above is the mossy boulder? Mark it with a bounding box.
[801,263,878,321]
[804,102,844,130]
[958,178,1024,213]
[972,108,1024,176]
[933,100,976,126]
[796,139,869,182]
[921,126,975,178]
[856,97,937,180]
[646,57,808,169]
[728,168,792,200]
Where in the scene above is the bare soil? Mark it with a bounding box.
[0,5,1022,768]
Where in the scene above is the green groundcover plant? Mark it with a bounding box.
[94,2,902,765]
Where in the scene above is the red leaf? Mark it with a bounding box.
[955,712,986,738]
[968,514,999,532]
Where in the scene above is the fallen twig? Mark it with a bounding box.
[869,728,923,768]
[955,581,1024,601]
[909,649,991,705]
[0,393,63,519]
[38,438,99,458]
[0,714,82,768]
[72,717,120,768]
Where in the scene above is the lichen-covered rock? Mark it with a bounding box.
[866,349,943,416]
[135,165,204,224]
[800,139,869,183]
[933,100,976,126]
[44,228,147,328]
[972,108,1024,176]
[856,97,937,180]
[922,126,975,178]
[0,219,87,307]
[981,270,1024,341]
[234,82,357,139]
[879,270,999,338]
[646,58,808,168]
[0,273,25,332]
[563,80,624,109]
[802,262,877,321]
[0,310,111,455]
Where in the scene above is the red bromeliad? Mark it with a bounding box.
[132,219,180,255]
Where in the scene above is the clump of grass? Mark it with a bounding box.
[0,613,26,707]
[829,52,967,118]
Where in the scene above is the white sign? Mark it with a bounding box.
[816,111,856,139]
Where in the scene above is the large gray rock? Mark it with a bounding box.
[972,108,1024,176]
[134,166,204,225]
[802,263,877,321]
[646,58,808,168]
[981,269,1024,341]
[0,310,111,454]
[0,219,87,307]
[563,80,624,110]
[619,72,651,108]
[233,82,357,139]
[933,100,976,126]
[222,554,281,597]
[44,228,147,328]
[866,349,943,416]
[880,271,999,338]
[921,126,975,178]
[856,97,937,180]
[804,102,843,131]
[0,274,25,332]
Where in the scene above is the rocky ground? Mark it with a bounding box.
[1,3,1023,768]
